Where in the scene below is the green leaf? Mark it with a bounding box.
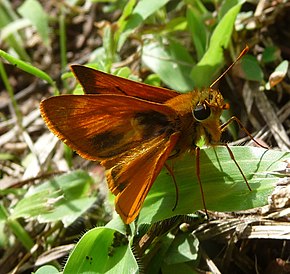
[0,3,30,61]
[219,0,242,19]
[33,265,60,274]
[144,73,162,86]
[0,50,55,86]
[63,227,138,274]
[11,171,97,227]
[186,6,207,60]
[163,17,187,34]
[241,55,264,82]
[164,233,199,264]
[11,189,52,219]
[275,60,289,74]
[191,2,243,87]
[145,233,175,273]
[17,0,50,46]
[265,60,289,90]
[0,153,17,161]
[0,18,31,41]
[162,262,199,274]
[262,46,279,63]
[117,0,170,50]
[142,40,195,92]
[132,0,170,21]
[138,147,289,224]
[105,216,130,236]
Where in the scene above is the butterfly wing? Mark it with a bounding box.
[71,65,179,103]
[103,132,180,224]
[40,94,178,161]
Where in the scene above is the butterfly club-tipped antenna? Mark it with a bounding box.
[210,45,249,89]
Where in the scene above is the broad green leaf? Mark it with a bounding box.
[38,197,96,226]
[142,41,195,92]
[186,6,208,60]
[117,0,170,50]
[161,233,199,273]
[11,171,96,227]
[164,233,199,264]
[132,0,170,21]
[262,46,279,63]
[241,55,264,82]
[63,227,138,274]
[138,147,289,224]
[33,265,60,274]
[18,0,50,46]
[145,233,175,273]
[191,2,243,87]
[105,216,130,236]
[219,0,241,19]
[11,190,52,219]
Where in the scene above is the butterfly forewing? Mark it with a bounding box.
[40,92,181,224]
[71,65,179,103]
[40,94,178,161]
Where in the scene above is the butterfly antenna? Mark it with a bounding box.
[220,116,268,149]
[210,45,249,88]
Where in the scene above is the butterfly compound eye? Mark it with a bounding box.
[193,104,211,121]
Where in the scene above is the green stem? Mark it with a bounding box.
[0,204,34,250]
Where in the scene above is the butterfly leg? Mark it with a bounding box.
[164,163,179,211]
[220,116,268,191]
[223,143,252,191]
[195,147,209,219]
[220,116,268,149]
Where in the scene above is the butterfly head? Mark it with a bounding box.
[192,88,229,144]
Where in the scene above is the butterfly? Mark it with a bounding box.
[40,46,255,224]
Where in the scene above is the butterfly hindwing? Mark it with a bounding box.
[104,132,180,223]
